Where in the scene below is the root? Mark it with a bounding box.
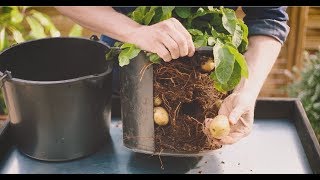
[153,55,228,153]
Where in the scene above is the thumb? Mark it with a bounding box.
[229,105,246,125]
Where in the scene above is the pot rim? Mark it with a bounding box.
[0,37,113,85]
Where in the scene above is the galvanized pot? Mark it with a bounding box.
[0,37,113,161]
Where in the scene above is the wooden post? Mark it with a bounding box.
[286,7,309,71]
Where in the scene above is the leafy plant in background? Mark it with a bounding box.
[107,6,249,93]
[0,6,84,114]
[288,49,320,142]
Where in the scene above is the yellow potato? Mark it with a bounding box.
[154,96,162,106]
[201,59,215,72]
[209,115,230,139]
[154,107,169,126]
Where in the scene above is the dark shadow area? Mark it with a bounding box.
[127,153,203,174]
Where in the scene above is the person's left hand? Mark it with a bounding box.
[217,91,255,145]
[203,87,257,147]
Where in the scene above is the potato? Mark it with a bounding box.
[201,59,215,72]
[154,107,169,126]
[154,96,162,106]
[209,115,230,139]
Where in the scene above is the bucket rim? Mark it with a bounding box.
[0,37,113,85]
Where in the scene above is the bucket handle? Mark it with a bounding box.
[0,71,12,88]
[90,35,121,53]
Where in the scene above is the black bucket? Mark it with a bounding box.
[0,37,113,161]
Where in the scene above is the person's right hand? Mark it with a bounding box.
[127,18,195,62]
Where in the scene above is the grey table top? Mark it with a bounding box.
[0,118,312,174]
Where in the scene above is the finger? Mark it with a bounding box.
[218,93,237,116]
[229,105,246,125]
[159,33,180,60]
[155,43,172,62]
[220,132,244,145]
[170,18,195,57]
[167,29,188,57]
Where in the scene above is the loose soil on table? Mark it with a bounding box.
[153,53,228,153]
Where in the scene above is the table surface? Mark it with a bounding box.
[0,118,312,174]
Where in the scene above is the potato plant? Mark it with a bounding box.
[110,7,249,152]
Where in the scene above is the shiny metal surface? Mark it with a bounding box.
[0,37,114,161]
[0,118,312,174]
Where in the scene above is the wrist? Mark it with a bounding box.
[121,24,145,45]
[233,78,261,99]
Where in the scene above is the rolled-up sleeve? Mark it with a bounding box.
[242,6,290,45]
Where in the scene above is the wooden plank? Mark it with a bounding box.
[286,7,299,71]
[305,36,320,50]
[307,14,320,29]
[308,7,320,15]
[295,7,309,70]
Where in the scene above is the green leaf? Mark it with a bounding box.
[119,44,141,67]
[192,7,208,19]
[194,35,208,48]
[210,72,227,93]
[105,48,117,61]
[213,40,235,84]
[188,29,203,36]
[136,6,147,15]
[160,6,175,21]
[149,53,161,64]
[120,43,134,49]
[211,27,230,43]
[31,10,60,37]
[68,24,83,37]
[313,102,320,111]
[26,16,47,39]
[10,8,23,24]
[150,7,163,24]
[238,19,248,53]
[114,41,123,47]
[143,9,155,25]
[207,36,215,46]
[175,7,191,18]
[232,24,243,48]
[11,28,25,43]
[210,61,242,92]
[221,7,237,34]
[132,11,144,24]
[227,45,249,78]
[0,28,9,51]
[162,6,175,16]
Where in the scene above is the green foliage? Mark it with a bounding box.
[107,6,249,93]
[0,6,84,52]
[0,6,85,114]
[288,50,320,141]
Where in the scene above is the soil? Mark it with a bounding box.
[153,53,228,153]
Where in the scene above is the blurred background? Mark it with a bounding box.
[0,6,319,141]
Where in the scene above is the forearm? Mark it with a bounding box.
[236,35,282,98]
[55,6,141,43]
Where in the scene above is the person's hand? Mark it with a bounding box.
[217,91,255,145]
[128,18,195,62]
[203,85,257,147]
